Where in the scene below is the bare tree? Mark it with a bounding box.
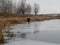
[17,0,32,15]
[12,0,17,14]
[0,0,5,13]
[20,0,26,14]
[4,0,12,14]
[34,3,39,15]
[17,0,27,14]
[12,5,17,14]
[16,6,21,14]
[0,0,13,14]
[26,4,32,14]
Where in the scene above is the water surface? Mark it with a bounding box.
[3,19,60,45]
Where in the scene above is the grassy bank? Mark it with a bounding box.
[0,14,60,28]
[0,14,60,24]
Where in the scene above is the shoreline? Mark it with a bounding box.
[0,14,60,43]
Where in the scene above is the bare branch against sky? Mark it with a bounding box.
[0,0,60,14]
[34,3,39,15]
[14,0,60,14]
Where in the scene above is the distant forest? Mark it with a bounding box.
[0,0,39,15]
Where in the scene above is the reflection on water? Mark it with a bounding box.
[2,19,60,45]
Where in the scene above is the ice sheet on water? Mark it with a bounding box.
[4,37,59,45]
[3,19,60,45]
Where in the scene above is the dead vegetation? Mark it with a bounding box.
[0,14,60,24]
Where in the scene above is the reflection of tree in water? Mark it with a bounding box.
[21,33,26,38]
[34,23,40,34]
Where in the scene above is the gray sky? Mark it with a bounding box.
[13,0,60,14]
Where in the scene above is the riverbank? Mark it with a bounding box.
[0,14,60,24]
[0,14,60,43]
[0,14,60,28]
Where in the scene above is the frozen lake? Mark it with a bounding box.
[3,19,60,45]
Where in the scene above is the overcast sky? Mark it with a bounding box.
[13,0,60,14]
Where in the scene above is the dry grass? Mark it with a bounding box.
[0,29,4,43]
[0,20,11,43]
[0,14,60,24]
[0,14,60,27]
